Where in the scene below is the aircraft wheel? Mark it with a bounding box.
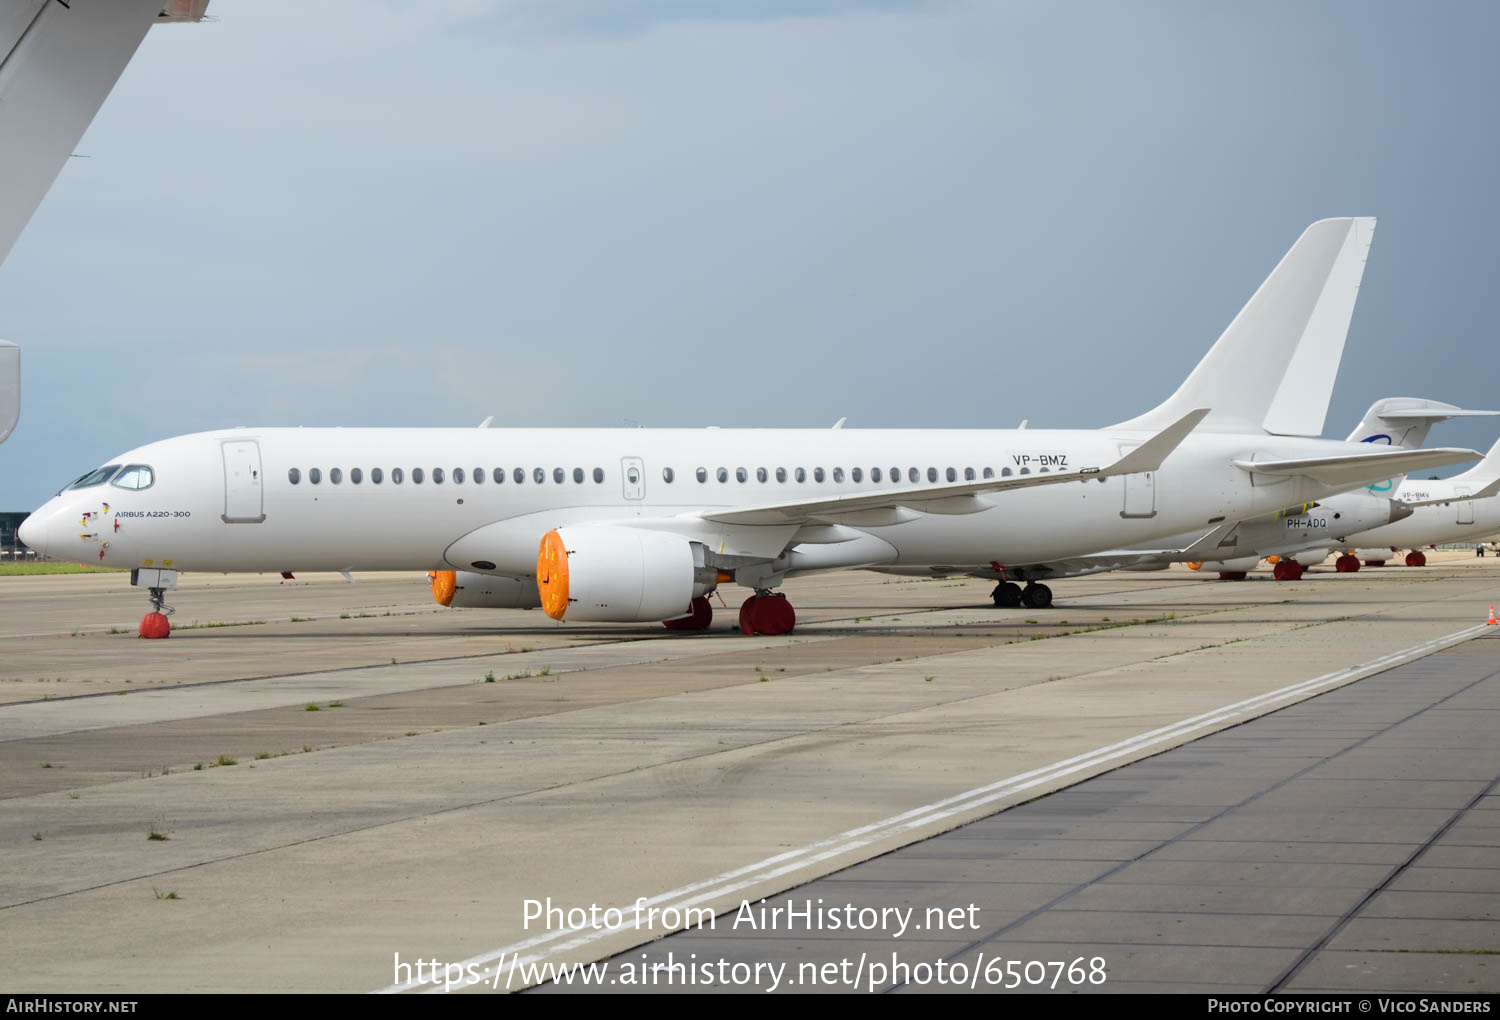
[1021,583,1053,609]
[1405,551,1427,568]
[1273,561,1304,582]
[991,582,1022,608]
[1217,571,1247,581]
[739,593,795,636]
[1335,554,1360,573]
[139,612,171,639]
[663,596,713,631]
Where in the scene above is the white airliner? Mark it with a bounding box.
[17,218,1479,636]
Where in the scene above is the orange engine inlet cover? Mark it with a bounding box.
[537,530,570,621]
[429,570,457,607]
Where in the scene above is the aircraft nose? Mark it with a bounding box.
[16,513,42,556]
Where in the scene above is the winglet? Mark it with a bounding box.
[1107,408,1210,476]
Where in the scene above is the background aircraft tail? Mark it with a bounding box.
[1115,217,1376,436]
[1343,397,1500,492]
[1345,397,1500,448]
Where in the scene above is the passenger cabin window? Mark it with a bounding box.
[309,468,322,484]
[756,467,767,483]
[473,467,483,484]
[68,465,121,489]
[965,467,975,481]
[852,467,863,483]
[775,467,787,483]
[663,467,675,483]
[372,468,384,484]
[927,467,938,483]
[872,467,882,483]
[832,467,844,483]
[696,467,707,483]
[392,467,404,484]
[553,468,565,484]
[908,468,919,483]
[983,467,994,479]
[288,468,301,485]
[946,467,957,482]
[795,468,806,483]
[110,465,155,490]
[453,468,465,483]
[493,468,505,483]
[413,468,424,484]
[717,468,728,483]
[433,468,444,484]
[1001,467,1012,477]
[330,468,342,484]
[593,467,604,483]
[736,467,748,483]
[533,468,545,484]
[574,467,585,483]
[814,467,825,483]
[514,468,525,484]
[351,468,363,484]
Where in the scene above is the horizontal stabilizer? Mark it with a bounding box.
[1232,447,1478,490]
[701,409,1209,527]
[1378,408,1500,421]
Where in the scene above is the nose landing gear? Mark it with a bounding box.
[131,568,178,639]
[139,586,173,639]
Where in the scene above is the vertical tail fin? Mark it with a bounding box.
[1115,217,1376,436]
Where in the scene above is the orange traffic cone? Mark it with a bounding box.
[1488,606,1497,626]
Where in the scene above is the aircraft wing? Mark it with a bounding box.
[1397,477,1500,508]
[1232,447,1478,490]
[698,409,1209,527]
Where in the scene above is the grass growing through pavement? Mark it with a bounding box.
[0,563,125,575]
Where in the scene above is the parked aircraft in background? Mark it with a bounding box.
[1171,398,1500,581]
[1338,437,1500,568]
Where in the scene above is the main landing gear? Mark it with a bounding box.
[662,596,714,631]
[992,581,1051,609]
[139,586,173,639]
[739,591,796,636]
[1405,551,1427,568]
[1334,554,1361,573]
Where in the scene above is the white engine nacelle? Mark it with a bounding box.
[537,526,711,623]
[1202,556,1261,573]
[429,570,540,609]
[1288,547,1330,566]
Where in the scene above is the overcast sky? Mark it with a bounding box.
[4,0,1499,508]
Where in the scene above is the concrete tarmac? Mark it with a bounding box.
[556,629,1500,994]
[0,555,1496,992]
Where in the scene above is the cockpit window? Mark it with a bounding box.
[111,465,155,491]
[67,465,121,490]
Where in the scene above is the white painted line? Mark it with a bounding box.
[377,621,1490,994]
